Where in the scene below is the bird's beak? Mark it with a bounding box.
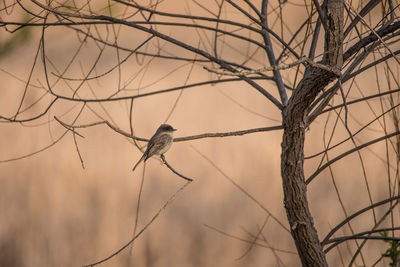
[173,128,177,131]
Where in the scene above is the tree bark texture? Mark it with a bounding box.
[280,1,343,266]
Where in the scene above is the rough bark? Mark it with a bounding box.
[280,1,343,266]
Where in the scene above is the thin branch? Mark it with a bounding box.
[306,131,400,184]
[346,3,400,66]
[191,145,290,233]
[30,0,284,109]
[204,56,341,76]
[54,116,85,138]
[343,20,400,62]
[260,0,287,105]
[306,101,400,160]
[312,0,327,31]
[160,155,193,182]
[324,226,400,252]
[203,224,296,254]
[236,215,270,260]
[13,34,42,120]
[83,180,192,266]
[322,87,400,114]
[325,236,400,254]
[308,16,321,60]
[53,35,154,81]
[322,196,400,245]
[343,0,381,38]
[175,125,283,142]
[58,118,283,142]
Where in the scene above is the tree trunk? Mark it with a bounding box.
[280,1,343,266]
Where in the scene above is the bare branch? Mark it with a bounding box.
[322,197,400,245]
[306,131,400,184]
[160,155,193,182]
[260,0,287,105]
[83,180,192,266]
[204,56,341,77]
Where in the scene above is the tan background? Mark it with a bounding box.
[0,1,398,266]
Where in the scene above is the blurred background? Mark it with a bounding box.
[0,1,399,266]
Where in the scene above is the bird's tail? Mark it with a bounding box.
[132,154,146,172]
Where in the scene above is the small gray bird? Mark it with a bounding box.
[132,124,177,172]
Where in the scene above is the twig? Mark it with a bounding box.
[161,155,193,182]
[346,3,400,65]
[56,119,283,142]
[203,224,296,254]
[82,180,192,266]
[54,115,86,169]
[236,215,270,260]
[54,116,85,138]
[203,56,341,77]
[191,145,290,233]
[132,163,146,244]
[306,130,400,184]
[323,226,400,252]
[322,196,400,245]
[72,131,85,169]
[260,0,288,105]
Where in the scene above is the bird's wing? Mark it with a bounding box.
[146,133,172,159]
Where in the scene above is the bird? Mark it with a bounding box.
[132,124,177,172]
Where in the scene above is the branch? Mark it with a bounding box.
[306,131,400,184]
[204,56,341,77]
[324,226,400,253]
[343,20,400,62]
[0,97,58,123]
[346,3,400,65]
[45,76,270,103]
[325,236,400,254]
[343,0,381,38]
[175,125,283,141]
[321,87,400,114]
[305,101,400,160]
[30,0,284,109]
[260,0,287,105]
[82,180,192,266]
[312,0,327,31]
[322,196,400,245]
[161,155,193,182]
[203,224,296,254]
[59,119,283,142]
[192,145,290,233]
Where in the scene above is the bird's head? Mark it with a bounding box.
[158,124,177,132]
